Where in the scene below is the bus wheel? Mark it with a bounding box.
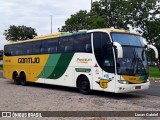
[20,72,27,86]
[13,72,20,85]
[77,76,91,95]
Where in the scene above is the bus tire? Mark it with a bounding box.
[13,72,20,85]
[19,72,27,86]
[77,76,91,95]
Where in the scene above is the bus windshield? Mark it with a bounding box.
[111,33,148,76]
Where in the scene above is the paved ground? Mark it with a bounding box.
[134,81,160,97]
[0,71,160,119]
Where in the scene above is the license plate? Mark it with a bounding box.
[135,86,141,89]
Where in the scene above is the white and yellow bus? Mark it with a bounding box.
[3,28,159,94]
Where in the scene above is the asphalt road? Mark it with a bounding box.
[0,70,160,97]
[134,81,160,96]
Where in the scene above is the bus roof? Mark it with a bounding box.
[5,28,139,45]
[88,28,138,35]
[6,32,68,45]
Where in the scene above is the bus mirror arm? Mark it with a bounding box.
[113,42,123,58]
[147,44,160,71]
[143,39,158,59]
[147,45,158,59]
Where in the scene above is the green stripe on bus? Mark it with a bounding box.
[60,33,72,37]
[37,54,61,78]
[140,74,149,80]
[48,53,74,79]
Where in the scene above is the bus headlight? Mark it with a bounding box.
[118,80,129,84]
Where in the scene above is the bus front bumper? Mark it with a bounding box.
[115,81,150,93]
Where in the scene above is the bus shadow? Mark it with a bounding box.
[29,82,80,93]
[7,81,80,94]
[7,81,142,100]
[91,90,142,100]
[0,71,3,78]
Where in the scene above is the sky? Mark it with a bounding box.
[0,0,93,50]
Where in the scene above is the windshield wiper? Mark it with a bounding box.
[130,48,138,75]
[138,57,147,75]
[130,48,147,76]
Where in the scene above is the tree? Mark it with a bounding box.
[60,0,159,32]
[143,19,160,62]
[59,0,131,31]
[4,25,37,41]
[60,10,90,32]
[59,0,160,60]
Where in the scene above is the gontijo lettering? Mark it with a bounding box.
[18,57,40,64]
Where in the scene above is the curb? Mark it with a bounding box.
[149,77,160,79]
[149,77,160,82]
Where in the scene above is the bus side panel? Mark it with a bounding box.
[42,66,74,87]
[92,67,104,91]
[3,65,13,80]
[35,53,74,86]
[24,54,49,83]
[74,67,93,89]
[70,53,94,89]
[28,65,44,83]
[15,65,28,78]
[3,56,22,80]
[3,64,28,81]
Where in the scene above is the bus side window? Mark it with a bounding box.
[41,40,47,54]
[4,45,11,56]
[24,42,33,55]
[16,51,22,55]
[45,38,58,54]
[27,50,32,54]
[11,51,14,56]
[65,46,73,52]
[14,44,23,56]
[48,46,57,54]
[40,48,45,54]
[59,37,73,53]
[32,41,41,55]
[74,33,92,53]
[85,44,91,53]
[74,39,85,52]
